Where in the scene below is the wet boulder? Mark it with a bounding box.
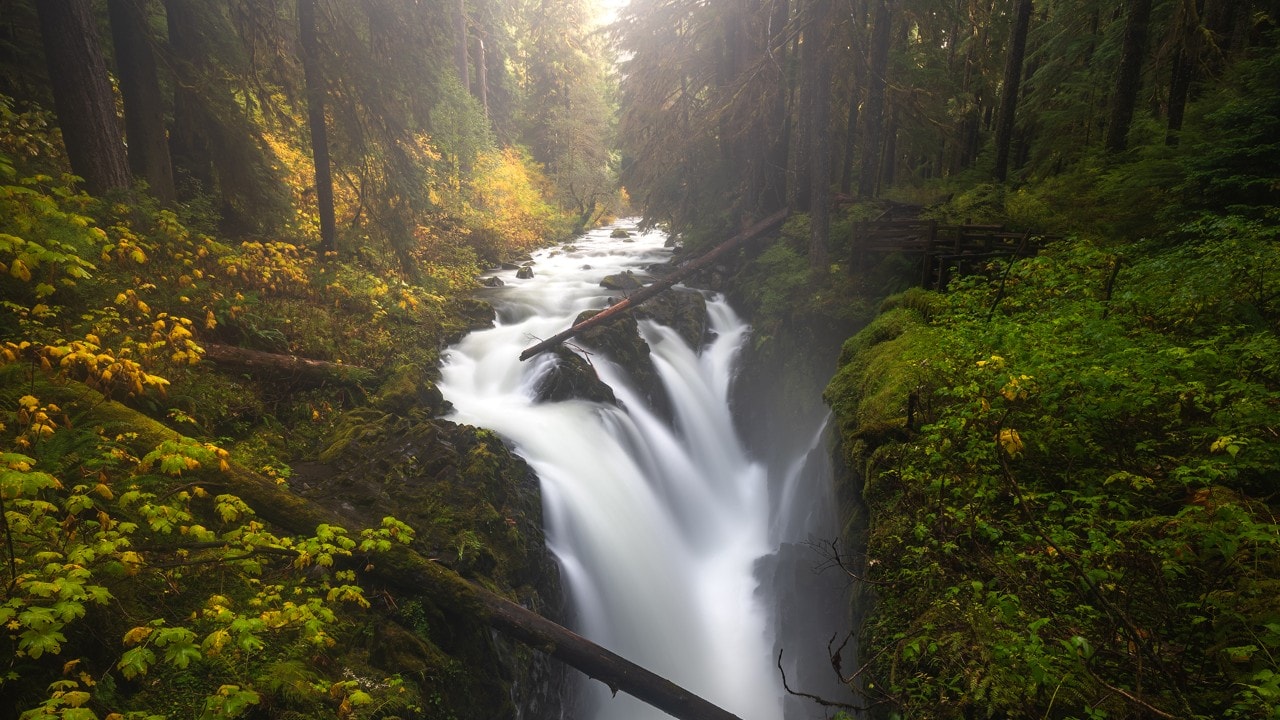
[480,276,504,287]
[574,309,671,420]
[599,270,643,291]
[516,265,535,279]
[636,288,709,348]
[609,228,631,239]
[532,347,617,405]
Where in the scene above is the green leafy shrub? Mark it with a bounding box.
[829,224,1280,719]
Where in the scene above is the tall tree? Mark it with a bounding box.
[993,0,1034,181]
[1104,0,1154,155]
[455,0,470,89]
[856,0,890,198]
[1165,0,1206,146]
[36,0,131,195]
[107,0,175,202]
[298,0,336,255]
[801,0,833,268]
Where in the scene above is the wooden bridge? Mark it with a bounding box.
[850,219,1054,289]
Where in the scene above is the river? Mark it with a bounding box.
[438,221,844,719]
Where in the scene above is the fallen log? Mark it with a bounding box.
[201,342,373,386]
[519,209,789,361]
[55,381,743,720]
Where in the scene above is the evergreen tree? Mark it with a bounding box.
[36,0,131,195]
[107,0,175,202]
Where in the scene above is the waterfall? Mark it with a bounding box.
[439,222,832,719]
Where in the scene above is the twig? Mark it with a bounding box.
[776,648,865,711]
[985,230,1032,322]
[808,538,897,586]
[1083,666,1179,720]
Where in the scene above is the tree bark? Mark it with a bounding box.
[476,34,490,120]
[36,0,132,196]
[802,0,833,270]
[1104,0,1154,155]
[299,0,337,255]
[760,0,792,215]
[164,0,215,195]
[1165,0,1206,146]
[856,0,890,198]
[201,343,372,386]
[519,209,789,361]
[55,383,745,720]
[993,0,1033,181]
[455,0,469,89]
[107,0,175,203]
[838,76,861,194]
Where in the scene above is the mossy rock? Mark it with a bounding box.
[635,287,709,348]
[609,228,631,239]
[375,363,451,416]
[574,309,671,419]
[306,407,558,595]
[600,270,643,290]
[531,346,618,405]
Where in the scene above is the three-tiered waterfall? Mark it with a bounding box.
[438,222,845,720]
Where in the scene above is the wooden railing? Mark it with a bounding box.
[850,219,1055,289]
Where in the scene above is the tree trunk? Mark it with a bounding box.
[519,209,789,361]
[805,0,833,270]
[760,0,792,215]
[36,0,131,196]
[857,0,890,198]
[993,0,1033,181]
[454,0,469,89]
[107,0,175,203]
[299,0,337,255]
[56,383,746,720]
[839,77,861,194]
[1104,0,1155,155]
[164,0,214,195]
[476,34,490,120]
[1165,0,1206,146]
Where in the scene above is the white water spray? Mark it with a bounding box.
[438,223,785,719]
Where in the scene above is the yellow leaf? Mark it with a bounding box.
[130,248,147,263]
[122,626,152,645]
[998,428,1024,456]
[10,258,31,281]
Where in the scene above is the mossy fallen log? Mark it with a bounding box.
[60,383,744,720]
[519,209,788,361]
[201,342,373,386]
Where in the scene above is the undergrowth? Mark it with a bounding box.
[828,214,1280,719]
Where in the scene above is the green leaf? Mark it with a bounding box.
[117,646,156,679]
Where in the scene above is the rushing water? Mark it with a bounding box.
[438,222,834,719]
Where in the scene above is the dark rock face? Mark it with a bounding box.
[532,347,618,405]
[636,288,709,348]
[515,265,535,279]
[481,276,504,287]
[295,402,567,720]
[599,270,643,291]
[574,310,671,420]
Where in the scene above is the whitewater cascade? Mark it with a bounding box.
[438,222,839,720]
